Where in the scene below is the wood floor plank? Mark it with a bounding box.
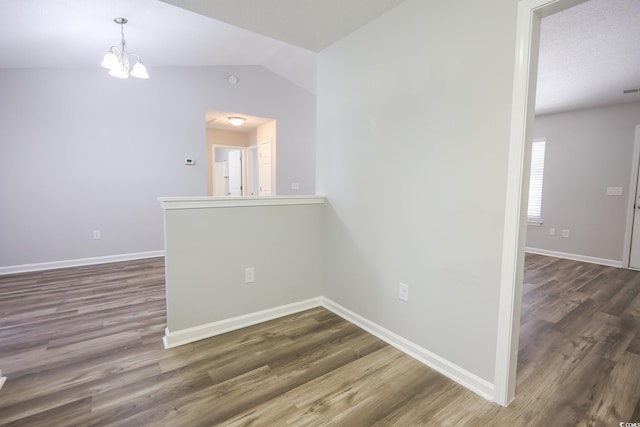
[1,254,639,426]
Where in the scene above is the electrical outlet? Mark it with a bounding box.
[245,267,255,283]
[93,230,101,240]
[549,227,556,236]
[398,282,409,302]
[562,229,570,238]
[291,182,300,190]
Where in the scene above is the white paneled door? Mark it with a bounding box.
[228,150,242,197]
[629,171,640,268]
[259,141,272,196]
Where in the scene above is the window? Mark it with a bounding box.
[528,139,546,224]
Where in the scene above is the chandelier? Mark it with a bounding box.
[100,17,149,79]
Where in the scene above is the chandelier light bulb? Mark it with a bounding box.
[100,50,119,69]
[130,60,150,79]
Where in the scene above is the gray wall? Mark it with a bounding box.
[317,0,517,382]
[164,203,324,331]
[527,102,640,262]
[0,66,315,267]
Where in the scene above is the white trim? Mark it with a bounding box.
[162,296,496,402]
[497,0,589,407]
[162,297,324,348]
[158,195,325,210]
[0,250,165,276]
[321,298,495,402]
[622,124,640,268]
[527,220,542,227]
[525,247,623,268]
[496,0,541,407]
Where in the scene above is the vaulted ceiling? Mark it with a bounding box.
[1,0,638,114]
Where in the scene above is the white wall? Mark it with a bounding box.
[317,0,517,383]
[163,202,324,331]
[0,66,315,268]
[527,102,640,263]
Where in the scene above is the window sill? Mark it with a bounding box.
[527,220,542,227]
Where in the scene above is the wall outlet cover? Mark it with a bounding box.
[398,282,409,302]
[244,267,255,283]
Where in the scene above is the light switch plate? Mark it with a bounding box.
[606,187,622,196]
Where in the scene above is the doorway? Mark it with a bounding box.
[497,0,590,407]
[212,146,246,196]
[205,110,277,196]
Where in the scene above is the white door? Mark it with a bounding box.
[247,146,257,196]
[214,161,227,196]
[629,135,640,268]
[628,126,640,268]
[630,196,640,268]
[228,150,242,196]
[258,141,272,196]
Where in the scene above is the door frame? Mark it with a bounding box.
[622,125,640,268]
[496,0,588,406]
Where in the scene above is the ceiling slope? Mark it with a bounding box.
[0,0,317,93]
[159,0,407,52]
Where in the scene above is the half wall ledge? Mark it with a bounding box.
[158,195,326,210]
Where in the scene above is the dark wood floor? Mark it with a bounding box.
[0,254,639,426]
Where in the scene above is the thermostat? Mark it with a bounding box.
[185,158,195,165]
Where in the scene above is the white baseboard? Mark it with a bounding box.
[0,250,165,275]
[163,297,324,349]
[162,296,495,402]
[321,298,495,402]
[525,247,623,268]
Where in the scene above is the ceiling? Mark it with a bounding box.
[537,0,640,114]
[0,0,404,95]
[159,0,407,52]
[205,110,273,133]
[0,0,639,114]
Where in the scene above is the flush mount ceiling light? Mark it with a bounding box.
[100,17,149,79]
[228,117,246,126]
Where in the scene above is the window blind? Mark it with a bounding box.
[528,140,546,222]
